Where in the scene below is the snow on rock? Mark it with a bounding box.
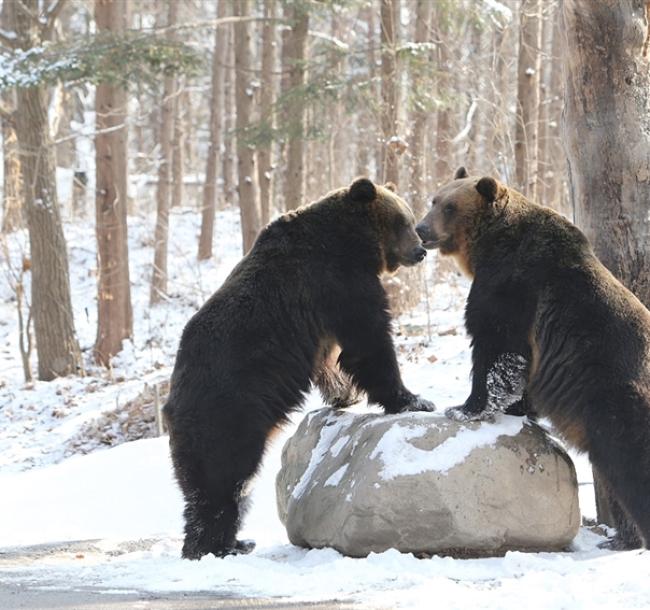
[277,409,580,558]
[371,415,525,479]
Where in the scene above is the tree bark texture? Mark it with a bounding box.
[434,4,452,184]
[94,0,133,365]
[282,3,308,211]
[514,0,542,199]
[198,0,227,261]
[1,102,22,233]
[563,0,650,547]
[257,0,276,226]
[150,0,178,304]
[233,0,261,253]
[14,0,81,380]
[380,0,400,186]
[222,24,237,208]
[171,79,184,209]
[409,0,431,217]
[0,0,22,233]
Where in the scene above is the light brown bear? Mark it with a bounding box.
[416,167,650,549]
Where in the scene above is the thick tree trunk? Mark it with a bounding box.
[563,0,650,548]
[233,0,261,253]
[14,0,80,380]
[257,0,276,225]
[282,4,308,211]
[94,0,133,366]
[409,0,431,217]
[150,0,178,304]
[380,0,400,186]
[514,0,542,198]
[197,1,226,261]
[16,84,81,380]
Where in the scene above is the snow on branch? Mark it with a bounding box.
[0,32,202,90]
[0,28,18,50]
[452,99,479,144]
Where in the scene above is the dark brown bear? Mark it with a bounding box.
[416,167,650,548]
[164,178,435,559]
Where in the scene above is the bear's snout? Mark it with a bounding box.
[416,222,438,249]
[411,245,427,263]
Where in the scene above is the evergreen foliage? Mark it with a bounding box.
[0,31,202,90]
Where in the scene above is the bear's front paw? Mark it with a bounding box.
[401,395,436,413]
[444,405,495,423]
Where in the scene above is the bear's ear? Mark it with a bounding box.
[383,181,397,193]
[454,166,469,180]
[476,177,498,203]
[349,177,377,203]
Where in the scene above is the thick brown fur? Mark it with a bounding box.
[164,178,434,560]
[417,169,650,548]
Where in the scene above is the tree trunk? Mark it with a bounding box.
[545,5,568,213]
[1,0,22,233]
[282,4,309,211]
[171,77,183,209]
[1,106,22,233]
[409,0,432,217]
[197,1,226,261]
[94,0,133,366]
[514,0,542,198]
[13,1,81,380]
[467,21,483,171]
[380,0,400,186]
[222,23,236,209]
[536,3,555,205]
[150,0,178,304]
[434,4,452,184]
[257,0,276,225]
[563,0,650,548]
[233,0,261,253]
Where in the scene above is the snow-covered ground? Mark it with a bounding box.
[0,206,648,609]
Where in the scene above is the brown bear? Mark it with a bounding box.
[164,178,435,559]
[416,167,650,549]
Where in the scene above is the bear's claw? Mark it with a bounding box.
[401,396,436,413]
[445,405,496,423]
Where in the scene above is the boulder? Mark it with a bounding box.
[276,408,580,557]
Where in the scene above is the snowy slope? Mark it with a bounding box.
[1,207,648,609]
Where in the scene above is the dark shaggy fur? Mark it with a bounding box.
[164,178,433,560]
[416,169,650,549]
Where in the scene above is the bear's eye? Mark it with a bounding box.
[444,203,456,217]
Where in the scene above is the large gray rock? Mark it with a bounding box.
[276,408,580,557]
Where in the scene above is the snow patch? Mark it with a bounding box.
[371,415,525,479]
[292,413,354,499]
[324,464,348,487]
[329,434,349,457]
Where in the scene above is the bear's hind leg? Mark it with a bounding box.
[171,422,269,560]
[587,413,650,549]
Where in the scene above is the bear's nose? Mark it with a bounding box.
[415,223,429,241]
[412,245,427,262]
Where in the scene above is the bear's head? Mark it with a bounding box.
[415,167,505,277]
[349,177,427,273]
